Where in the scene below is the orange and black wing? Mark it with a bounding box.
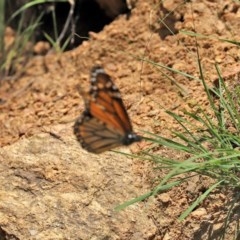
[73,66,141,153]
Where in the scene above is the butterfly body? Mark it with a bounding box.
[74,66,141,154]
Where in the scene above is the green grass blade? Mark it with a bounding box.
[178,180,223,221]
[0,0,4,54]
[8,0,68,23]
[115,181,181,211]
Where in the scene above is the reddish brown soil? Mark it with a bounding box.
[1,0,240,239]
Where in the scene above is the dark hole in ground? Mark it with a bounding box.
[5,0,131,51]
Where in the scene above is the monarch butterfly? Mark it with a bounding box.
[73,66,141,153]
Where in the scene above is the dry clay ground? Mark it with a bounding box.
[1,0,240,239]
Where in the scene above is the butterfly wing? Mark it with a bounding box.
[74,110,128,153]
[89,66,133,134]
[74,66,141,153]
